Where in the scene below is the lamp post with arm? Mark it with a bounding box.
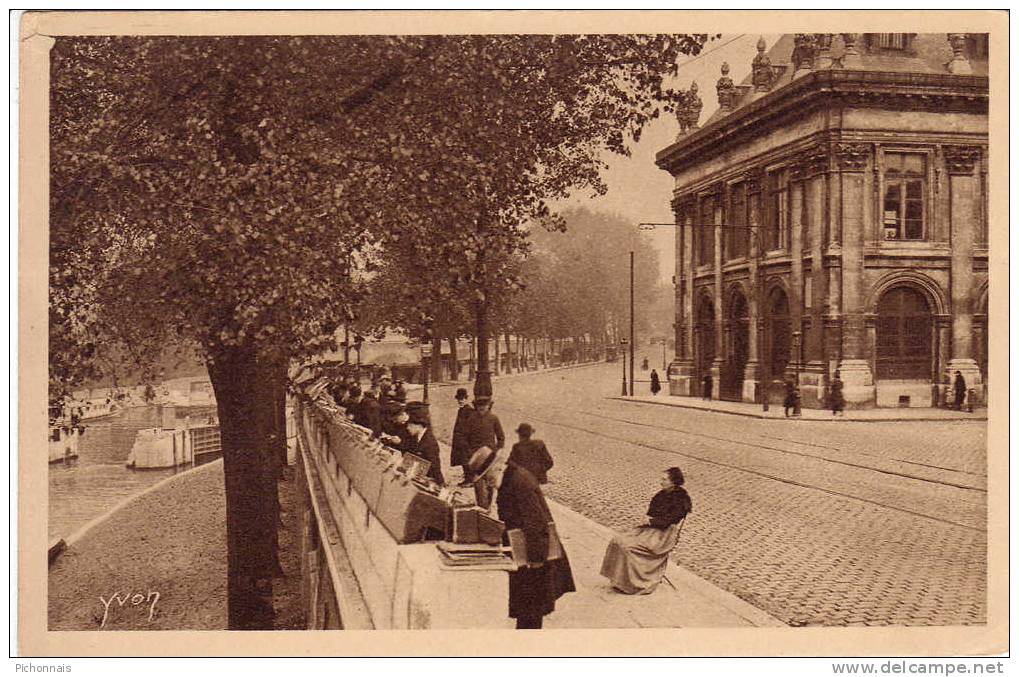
[639,220,770,411]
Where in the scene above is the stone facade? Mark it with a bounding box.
[657,34,989,409]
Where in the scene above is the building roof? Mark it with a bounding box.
[702,33,988,128]
[657,33,989,175]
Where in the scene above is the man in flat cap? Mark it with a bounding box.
[404,402,444,485]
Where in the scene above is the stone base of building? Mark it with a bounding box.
[946,358,985,407]
[838,359,876,409]
[874,380,939,408]
[796,363,828,409]
[667,360,695,396]
[740,361,760,403]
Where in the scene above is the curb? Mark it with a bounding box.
[423,361,604,391]
[60,459,224,550]
[610,397,988,423]
[546,499,786,628]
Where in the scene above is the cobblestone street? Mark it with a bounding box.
[428,360,987,627]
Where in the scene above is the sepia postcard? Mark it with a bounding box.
[17,9,1009,658]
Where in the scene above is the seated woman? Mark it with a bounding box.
[600,467,692,595]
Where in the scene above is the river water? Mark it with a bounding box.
[48,405,219,542]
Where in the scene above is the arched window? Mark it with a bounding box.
[767,288,790,377]
[875,286,932,379]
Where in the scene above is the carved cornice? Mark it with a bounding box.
[670,194,697,214]
[835,143,870,171]
[942,145,982,174]
[745,167,766,194]
[656,70,987,176]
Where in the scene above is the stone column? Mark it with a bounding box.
[789,167,805,386]
[807,150,829,366]
[944,144,983,402]
[743,171,763,403]
[835,142,875,407]
[711,188,725,400]
[669,197,696,396]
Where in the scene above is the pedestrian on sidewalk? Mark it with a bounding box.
[650,369,662,396]
[829,370,845,416]
[465,397,505,507]
[600,467,692,595]
[953,371,967,411]
[450,388,476,479]
[701,372,713,401]
[404,402,444,486]
[508,423,553,484]
[467,447,575,630]
[783,380,796,418]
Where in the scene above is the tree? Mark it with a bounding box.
[50,34,709,628]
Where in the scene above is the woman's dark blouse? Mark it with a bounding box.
[646,487,692,529]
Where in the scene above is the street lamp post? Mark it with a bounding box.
[792,330,802,417]
[661,338,667,371]
[620,338,629,396]
[420,343,432,403]
[629,251,636,398]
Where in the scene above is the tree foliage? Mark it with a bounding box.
[49,33,711,628]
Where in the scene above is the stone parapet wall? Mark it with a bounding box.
[295,396,510,630]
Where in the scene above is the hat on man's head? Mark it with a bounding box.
[383,401,405,417]
[465,446,499,482]
[348,385,362,398]
[379,370,392,381]
[406,401,430,426]
[515,423,534,437]
[455,387,469,400]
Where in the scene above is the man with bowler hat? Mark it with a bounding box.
[404,402,444,485]
[508,423,553,485]
[450,388,477,477]
[466,447,575,629]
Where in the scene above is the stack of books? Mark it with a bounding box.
[436,542,516,571]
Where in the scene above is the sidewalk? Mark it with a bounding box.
[544,500,784,628]
[408,360,603,394]
[437,443,782,628]
[613,394,987,422]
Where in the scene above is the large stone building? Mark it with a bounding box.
[657,33,989,409]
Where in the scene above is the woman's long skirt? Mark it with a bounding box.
[599,523,682,595]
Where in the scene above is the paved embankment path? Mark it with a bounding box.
[48,460,303,631]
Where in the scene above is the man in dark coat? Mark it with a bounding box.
[404,402,444,485]
[350,386,382,438]
[450,388,477,473]
[467,447,575,629]
[466,397,505,460]
[649,369,661,396]
[381,401,411,452]
[508,423,553,484]
[953,371,967,410]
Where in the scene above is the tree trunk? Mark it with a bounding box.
[468,335,476,380]
[431,337,443,382]
[491,336,500,376]
[474,301,493,397]
[504,331,513,373]
[207,342,280,630]
[448,335,459,381]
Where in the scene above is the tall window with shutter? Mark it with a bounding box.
[881,152,927,241]
[727,183,748,260]
[766,169,789,251]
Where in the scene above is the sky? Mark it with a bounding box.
[555,34,781,284]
